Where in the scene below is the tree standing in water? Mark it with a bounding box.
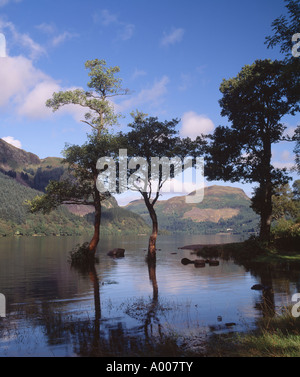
[122,113,202,259]
[29,60,129,259]
[28,133,121,259]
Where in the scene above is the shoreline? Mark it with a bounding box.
[179,239,300,263]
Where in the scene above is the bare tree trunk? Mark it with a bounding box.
[259,182,273,243]
[148,208,158,259]
[88,185,101,257]
[259,134,273,244]
[142,193,158,259]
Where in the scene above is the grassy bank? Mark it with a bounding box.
[188,236,300,264]
[203,305,300,357]
[180,235,300,357]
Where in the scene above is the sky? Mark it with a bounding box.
[0,0,299,205]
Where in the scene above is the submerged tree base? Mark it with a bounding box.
[69,242,98,266]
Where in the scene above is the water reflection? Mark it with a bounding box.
[62,256,175,356]
[197,245,300,322]
[0,234,299,356]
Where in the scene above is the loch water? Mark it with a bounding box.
[0,234,299,357]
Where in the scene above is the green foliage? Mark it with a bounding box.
[85,207,150,235]
[207,59,296,184]
[28,179,95,215]
[265,0,300,173]
[265,0,300,58]
[0,170,150,237]
[33,166,65,191]
[206,59,299,242]
[272,182,300,221]
[27,133,121,215]
[68,242,94,265]
[46,59,128,135]
[294,126,300,174]
[0,171,91,236]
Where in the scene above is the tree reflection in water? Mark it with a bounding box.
[67,257,180,357]
[196,246,300,322]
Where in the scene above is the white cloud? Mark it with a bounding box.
[116,76,169,112]
[2,136,21,148]
[96,9,134,41]
[131,68,147,80]
[0,19,46,59]
[281,150,291,161]
[180,112,215,139]
[283,125,297,138]
[35,22,56,34]
[35,23,78,48]
[0,0,22,7]
[178,73,192,91]
[0,56,47,106]
[0,55,86,122]
[161,28,185,47]
[0,32,6,57]
[98,9,119,26]
[51,31,78,47]
[273,161,295,170]
[18,80,61,119]
[118,23,135,41]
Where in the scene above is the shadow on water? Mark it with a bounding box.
[59,256,182,357]
[1,235,299,356]
[195,245,300,321]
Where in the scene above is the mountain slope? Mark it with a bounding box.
[0,138,40,169]
[125,185,259,235]
[0,171,90,236]
[0,171,150,237]
[0,139,150,236]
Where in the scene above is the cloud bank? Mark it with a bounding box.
[2,136,21,148]
[180,111,215,139]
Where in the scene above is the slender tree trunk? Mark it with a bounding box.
[88,186,102,257]
[259,182,273,243]
[148,207,158,259]
[259,132,273,243]
[142,193,158,259]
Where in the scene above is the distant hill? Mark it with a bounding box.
[0,139,259,237]
[0,171,90,236]
[0,171,150,237]
[0,138,67,191]
[0,139,150,237]
[0,138,40,169]
[125,185,259,235]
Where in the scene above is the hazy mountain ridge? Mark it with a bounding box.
[0,140,150,236]
[0,139,259,236]
[125,186,259,235]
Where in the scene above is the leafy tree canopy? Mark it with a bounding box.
[46,59,129,135]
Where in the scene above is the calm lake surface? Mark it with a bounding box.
[0,234,299,357]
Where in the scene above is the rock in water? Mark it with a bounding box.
[251,284,271,291]
[194,259,206,268]
[107,248,125,258]
[181,258,193,265]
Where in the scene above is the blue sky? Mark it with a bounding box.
[0,0,299,203]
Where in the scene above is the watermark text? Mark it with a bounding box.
[292,293,300,318]
[0,293,6,317]
[96,150,204,203]
[0,33,6,57]
[292,33,300,57]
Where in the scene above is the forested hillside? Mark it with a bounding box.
[0,171,90,236]
[0,138,259,237]
[0,171,150,237]
[0,139,150,237]
[125,186,259,235]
